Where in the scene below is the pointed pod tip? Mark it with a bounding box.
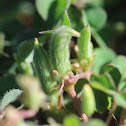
[34,38,39,45]
[83,84,90,89]
[86,24,90,27]
[86,24,90,28]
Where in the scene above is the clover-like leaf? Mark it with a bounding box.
[36,0,55,21]
[92,88,109,113]
[68,5,84,31]
[101,65,121,88]
[75,78,89,94]
[36,0,67,26]
[114,92,126,109]
[83,10,107,48]
[90,74,115,112]
[16,40,34,63]
[0,75,20,96]
[86,7,107,30]
[90,72,117,113]
[91,81,116,95]
[16,34,50,63]
[111,56,126,75]
[104,56,126,91]
[93,48,116,73]
[91,72,116,90]
[61,10,71,27]
[0,89,23,110]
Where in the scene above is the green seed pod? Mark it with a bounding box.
[82,84,96,117]
[49,26,80,76]
[77,24,95,70]
[33,38,57,95]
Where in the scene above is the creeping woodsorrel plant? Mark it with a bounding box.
[0,1,126,125]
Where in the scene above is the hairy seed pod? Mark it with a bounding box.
[33,38,57,95]
[77,24,95,70]
[82,84,96,117]
[49,26,80,76]
[77,24,93,62]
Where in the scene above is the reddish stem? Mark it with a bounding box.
[78,71,92,80]
[66,86,88,122]
[0,108,5,121]
[19,109,36,119]
[106,100,117,126]
[57,89,63,109]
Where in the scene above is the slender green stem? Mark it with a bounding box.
[91,27,107,48]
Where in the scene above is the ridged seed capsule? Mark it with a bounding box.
[33,38,57,95]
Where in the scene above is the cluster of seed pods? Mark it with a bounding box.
[33,25,95,122]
